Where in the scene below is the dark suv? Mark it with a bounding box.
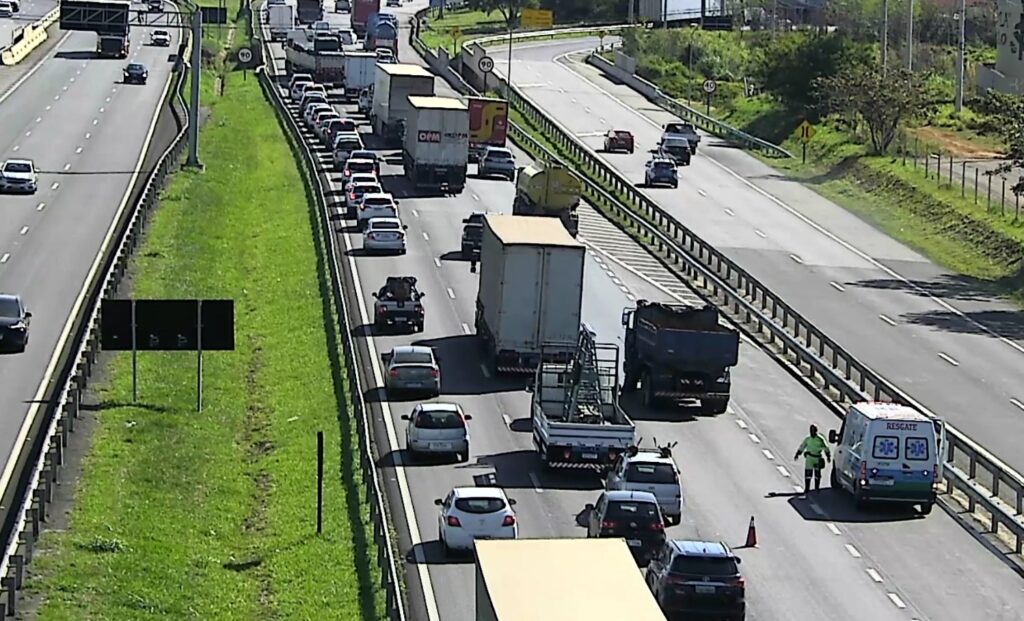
[460,212,486,259]
[585,490,666,566]
[0,293,32,353]
[123,63,148,85]
[645,540,746,620]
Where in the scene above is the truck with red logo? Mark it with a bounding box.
[467,97,509,163]
[402,96,469,194]
[351,0,380,36]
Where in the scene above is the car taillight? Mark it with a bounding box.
[430,369,439,378]
[563,449,572,460]
[931,464,938,480]
[502,515,516,527]
[366,233,376,240]
[726,576,745,587]
[349,192,356,200]
[859,460,868,484]
[416,307,424,314]
[389,369,399,378]
[446,516,461,527]
[600,520,617,529]
[650,521,664,532]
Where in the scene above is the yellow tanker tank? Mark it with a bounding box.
[512,160,582,236]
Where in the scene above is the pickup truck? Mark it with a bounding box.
[662,122,701,154]
[372,276,425,332]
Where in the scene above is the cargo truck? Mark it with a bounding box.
[364,20,398,53]
[97,32,129,58]
[467,97,509,163]
[284,39,345,84]
[267,2,294,41]
[342,51,377,100]
[474,215,585,374]
[511,159,582,237]
[475,539,667,621]
[371,63,435,147]
[351,0,379,35]
[296,0,322,23]
[621,301,740,414]
[531,325,636,470]
[402,96,469,193]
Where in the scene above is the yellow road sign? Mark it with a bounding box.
[449,26,461,38]
[521,8,554,28]
[797,119,816,143]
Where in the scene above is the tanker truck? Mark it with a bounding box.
[511,160,582,237]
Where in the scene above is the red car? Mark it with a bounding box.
[603,129,635,153]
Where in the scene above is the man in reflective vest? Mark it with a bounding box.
[794,424,831,492]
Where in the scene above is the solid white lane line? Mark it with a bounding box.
[879,314,897,326]
[844,544,862,558]
[446,287,456,299]
[866,568,884,583]
[887,593,907,609]
[938,352,959,367]
[829,281,845,292]
[826,522,841,535]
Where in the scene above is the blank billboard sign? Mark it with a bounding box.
[101,299,235,352]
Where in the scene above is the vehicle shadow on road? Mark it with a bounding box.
[618,393,707,423]
[55,50,97,60]
[406,541,472,565]
[783,489,925,524]
[470,450,605,492]
[377,448,465,469]
[411,335,530,396]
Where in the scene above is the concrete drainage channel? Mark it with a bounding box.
[407,17,1024,563]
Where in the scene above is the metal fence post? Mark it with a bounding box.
[974,167,979,204]
[960,161,966,197]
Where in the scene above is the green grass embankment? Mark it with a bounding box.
[23,65,384,621]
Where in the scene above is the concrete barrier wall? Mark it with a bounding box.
[0,7,59,66]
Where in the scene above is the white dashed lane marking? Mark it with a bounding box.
[879,314,897,326]
[1011,398,1024,412]
[755,229,767,238]
[826,522,841,536]
[844,544,862,558]
[63,164,71,171]
[446,287,456,299]
[0,254,9,264]
[19,226,29,235]
[887,594,907,609]
[790,254,804,264]
[747,433,760,444]
[735,419,748,429]
[830,281,845,292]
[432,257,441,268]
[866,568,884,583]
[36,203,44,211]
[761,449,774,460]
[75,147,83,154]
[11,145,18,152]
[50,182,59,190]
[421,232,429,241]
[938,352,959,366]
[461,322,470,334]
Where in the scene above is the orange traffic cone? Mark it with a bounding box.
[743,516,758,548]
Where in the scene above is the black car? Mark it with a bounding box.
[123,63,148,84]
[460,212,486,259]
[585,490,666,566]
[0,294,31,353]
[645,540,746,621]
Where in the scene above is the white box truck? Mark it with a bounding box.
[638,0,727,24]
[474,215,585,374]
[371,63,435,147]
[402,95,469,194]
[475,539,667,621]
[267,3,294,41]
[342,51,377,100]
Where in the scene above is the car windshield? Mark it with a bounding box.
[371,220,401,230]
[364,197,392,207]
[454,498,505,514]
[128,64,145,71]
[347,160,374,173]
[653,161,674,170]
[351,150,374,159]
[606,501,660,522]
[666,123,691,133]
[670,556,739,577]
[486,151,512,161]
[155,30,168,36]
[337,140,361,150]
[4,162,31,173]
[354,184,381,195]
[393,351,432,364]
[415,410,464,429]
[0,298,20,317]
[664,141,688,151]
[613,131,631,138]
[625,463,678,484]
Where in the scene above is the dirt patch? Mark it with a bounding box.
[239,336,273,612]
[914,126,1004,160]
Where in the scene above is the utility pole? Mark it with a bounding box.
[954,0,966,112]
[185,5,204,168]
[662,0,668,28]
[881,0,889,76]
[627,0,633,24]
[906,0,914,71]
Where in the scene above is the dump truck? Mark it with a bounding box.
[531,325,636,471]
[351,0,379,35]
[296,0,322,23]
[467,97,509,163]
[371,63,435,147]
[511,160,582,237]
[621,301,740,414]
[402,96,469,193]
[475,215,585,375]
[475,539,667,621]
[284,38,345,84]
[342,51,377,100]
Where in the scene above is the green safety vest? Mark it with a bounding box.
[796,435,830,468]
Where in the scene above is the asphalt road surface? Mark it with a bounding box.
[0,25,181,513]
[489,38,1024,481]
[265,12,1024,621]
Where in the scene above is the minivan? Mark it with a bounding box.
[828,402,943,514]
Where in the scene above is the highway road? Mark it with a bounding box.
[0,0,56,50]
[488,38,1024,481]
[0,24,181,516]
[264,10,1024,621]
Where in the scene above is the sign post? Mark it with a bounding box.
[131,300,138,402]
[196,300,203,412]
[702,79,717,116]
[479,55,494,92]
[449,25,460,56]
[796,119,817,164]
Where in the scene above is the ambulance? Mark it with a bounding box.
[828,402,944,515]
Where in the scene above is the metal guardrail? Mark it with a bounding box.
[0,34,193,617]
[254,16,406,621]
[414,21,1024,557]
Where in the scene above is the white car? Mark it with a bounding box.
[386,0,399,6]
[0,159,38,194]
[357,192,398,229]
[357,88,373,114]
[605,448,682,525]
[290,80,314,102]
[375,48,395,62]
[313,109,341,137]
[436,487,518,554]
[303,102,332,126]
[403,403,472,461]
[288,73,313,92]
[149,29,171,46]
[332,134,364,169]
[0,2,13,17]
[345,180,382,217]
[342,157,377,181]
[362,217,407,254]
[345,172,378,191]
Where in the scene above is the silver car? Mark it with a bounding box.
[403,402,472,461]
[345,180,382,217]
[362,217,407,254]
[477,146,515,180]
[382,345,441,397]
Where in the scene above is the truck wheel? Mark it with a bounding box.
[920,502,933,515]
[641,374,659,410]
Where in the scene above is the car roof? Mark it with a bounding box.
[352,180,380,187]
[852,401,931,422]
[362,192,393,200]
[391,344,433,356]
[452,486,507,500]
[624,452,675,466]
[346,158,375,165]
[128,63,146,68]
[669,540,734,559]
[367,217,401,226]
[4,158,33,166]
[154,29,169,34]
[415,402,460,412]
[605,490,658,503]
[0,293,22,304]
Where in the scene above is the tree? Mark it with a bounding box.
[987,93,1024,197]
[757,32,872,112]
[817,66,934,154]
[465,0,535,28]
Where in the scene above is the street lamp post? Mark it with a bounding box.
[954,0,966,112]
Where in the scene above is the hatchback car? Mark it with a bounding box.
[302,100,331,126]
[313,109,341,136]
[349,149,381,173]
[289,73,313,92]
[0,294,32,353]
[357,88,373,114]
[644,157,679,188]
[477,146,515,180]
[603,129,635,153]
[123,63,148,85]
[149,29,171,46]
[362,217,407,254]
[332,134,364,169]
[606,449,682,525]
[346,180,382,217]
[403,403,472,461]
[375,48,395,62]
[345,172,378,190]
[436,487,518,555]
[342,157,377,181]
[658,137,692,166]
[382,345,440,396]
[645,540,746,621]
[357,192,398,229]
[0,159,38,194]
[586,490,666,566]
[289,79,314,101]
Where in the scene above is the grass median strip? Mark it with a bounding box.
[22,71,384,620]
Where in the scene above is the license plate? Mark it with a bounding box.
[395,317,407,322]
[627,539,642,547]
[405,382,422,388]
[430,442,451,450]
[582,453,598,460]
[872,479,895,486]
[695,585,716,595]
